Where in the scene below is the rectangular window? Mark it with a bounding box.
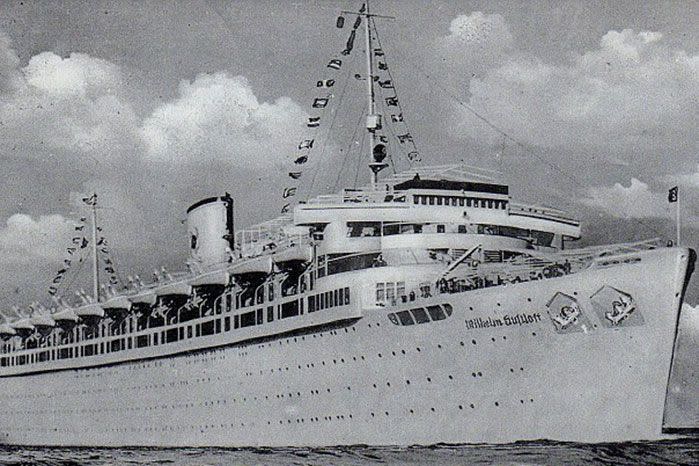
[187,326,192,339]
[376,282,385,302]
[466,198,472,207]
[458,225,467,233]
[226,294,232,312]
[281,300,300,318]
[167,328,179,343]
[326,291,332,307]
[338,289,345,306]
[267,306,274,322]
[344,287,350,304]
[320,292,325,309]
[195,324,201,337]
[334,289,339,307]
[234,314,240,329]
[396,310,415,325]
[411,307,430,323]
[100,342,105,353]
[240,310,256,328]
[256,308,263,325]
[309,295,316,312]
[201,320,215,336]
[426,305,446,321]
[436,196,442,205]
[459,198,464,206]
[428,196,434,205]
[397,281,405,299]
[224,316,231,331]
[128,337,133,349]
[136,335,149,348]
[437,224,445,233]
[386,282,395,302]
[268,283,274,301]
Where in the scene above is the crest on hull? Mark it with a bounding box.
[546,292,591,333]
[590,285,643,328]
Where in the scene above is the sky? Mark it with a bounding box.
[0,0,697,423]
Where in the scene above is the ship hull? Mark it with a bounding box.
[0,247,691,446]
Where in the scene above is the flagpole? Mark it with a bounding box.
[91,194,100,302]
[676,187,681,246]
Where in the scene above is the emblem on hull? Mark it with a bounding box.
[546,292,591,333]
[590,285,643,328]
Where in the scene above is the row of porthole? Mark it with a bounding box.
[6,395,538,427]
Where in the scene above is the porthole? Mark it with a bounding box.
[495,402,500,406]
[472,340,477,345]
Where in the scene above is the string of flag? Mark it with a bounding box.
[279,2,366,214]
[370,20,421,165]
[47,213,90,297]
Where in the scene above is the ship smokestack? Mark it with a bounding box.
[186,194,234,268]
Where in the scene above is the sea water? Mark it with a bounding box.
[0,438,697,465]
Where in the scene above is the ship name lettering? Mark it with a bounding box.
[465,313,542,331]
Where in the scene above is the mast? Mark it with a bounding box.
[364,0,377,187]
[90,193,100,303]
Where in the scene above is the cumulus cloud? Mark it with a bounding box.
[141,72,307,169]
[0,214,75,265]
[438,17,699,157]
[581,178,672,219]
[436,12,514,76]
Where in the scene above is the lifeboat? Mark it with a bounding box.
[52,307,80,331]
[190,270,229,287]
[9,318,35,339]
[30,313,56,337]
[129,290,157,306]
[101,295,132,322]
[74,303,104,327]
[273,244,312,265]
[0,323,16,341]
[155,280,192,298]
[232,255,273,276]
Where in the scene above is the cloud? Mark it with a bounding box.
[141,72,307,169]
[581,178,672,219]
[436,12,514,77]
[0,214,75,265]
[439,19,698,156]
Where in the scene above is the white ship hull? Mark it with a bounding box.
[0,247,691,446]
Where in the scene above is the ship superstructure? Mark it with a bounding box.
[0,1,694,447]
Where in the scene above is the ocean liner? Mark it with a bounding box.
[0,1,694,447]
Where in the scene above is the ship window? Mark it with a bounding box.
[257,308,263,325]
[428,196,434,205]
[309,295,316,312]
[179,327,184,340]
[195,324,201,337]
[234,315,240,329]
[458,225,467,233]
[437,224,445,233]
[466,198,472,207]
[344,287,350,304]
[256,287,264,304]
[240,310,256,328]
[339,289,345,306]
[224,316,231,331]
[458,198,464,206]
[326,291,332,307]
[268,283,274,301]
[226,294,232,312]
[347,221,381,237]
[267,306,274,322]
[137,335,149,348]
[386,283,395,303]
[281,300,300,319]
[436,197,442,205]
[167,328,179,343]
[410,307,430,324]
[187,327,192,339]
[426,305,446,321]
[396,310,415,326]
[201,320,215,336]
[376,283,385,302]
[319,292,325,309]
[388,313,399,325]
[442,303,453,316]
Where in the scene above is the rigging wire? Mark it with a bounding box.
[304,32,358,199]
[353,130,368,188]
[333,104,368,192]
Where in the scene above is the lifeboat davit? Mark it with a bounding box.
[52,307,80,331]
[0,323,16,341]
[74,303,104,327]
[9,318,35,339]
[101,295,132,322]
[30,313,56,337]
